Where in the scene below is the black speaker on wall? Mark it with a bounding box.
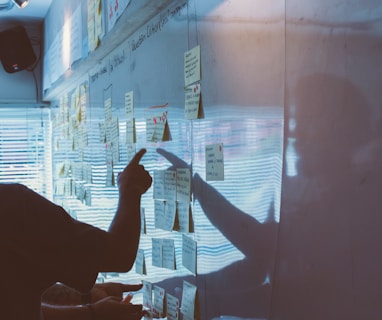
[0,25,37,73]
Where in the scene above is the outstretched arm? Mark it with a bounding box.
[42,303,90,320]
[42,296,145,320]
[100,149,152,272]
[156,148,269,258]
[42,282,143,306]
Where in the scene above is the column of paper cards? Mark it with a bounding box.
[184,45,202,119]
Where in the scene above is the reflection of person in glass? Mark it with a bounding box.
[272,73,382,320]
[156,148,279,319]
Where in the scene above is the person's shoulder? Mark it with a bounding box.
[0,183,28,194]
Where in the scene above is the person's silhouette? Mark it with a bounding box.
[155,148,279,319]
[272,73,382,320]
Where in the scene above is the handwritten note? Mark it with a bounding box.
[105,118,118,143]
[176,202,192,233]
[104,97,112,122]
[184,45,201,86]
[180,281,197,320]
[153,285,166,318]
[99,122,106,143]
[164,201,176,231]
[145,104,171,142]
[105,118,120,164]
[125,118,136,144]
[185,83,202,120]
[152,238,163,268]
[154,200,166,230]
[205,143,224,181]
[176,168,191,203]
[182,234,197,274]
[124,90,134,118]
[135,248,146,275]
[164,170,177,201]
[162,238,176,270]
[153,170,165,200]
[146,111,169,142]
[142,280,153,310]
[166,293,180,320]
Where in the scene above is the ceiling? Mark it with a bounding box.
[0,0,52,22]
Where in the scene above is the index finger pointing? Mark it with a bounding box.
[157,148,188,168]
[121,283,143,292]
[129,148,147,166]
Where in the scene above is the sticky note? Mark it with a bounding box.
[135,248,147,275]
[162,238,176,270]
[182,235,197,274]
[176,168,191,203]
[154,200,166,230]
[105,147,114,187]
[142,280,153,310]
[205,143,224,181]
[166,293,180,320]
[146,111,169,142]
[105,118,119,143]
[104,97,112,121]
[176,202,192,233]
[164,170,177,201]
[153,170,165,200]
[125,90,134,118]
[184,45,201,86]
[153,285,166,318]
[152,238,163,268]
[125,118,136,144]
[185,83,202,120]
[180,281,197,320]
[164,201,176,231]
